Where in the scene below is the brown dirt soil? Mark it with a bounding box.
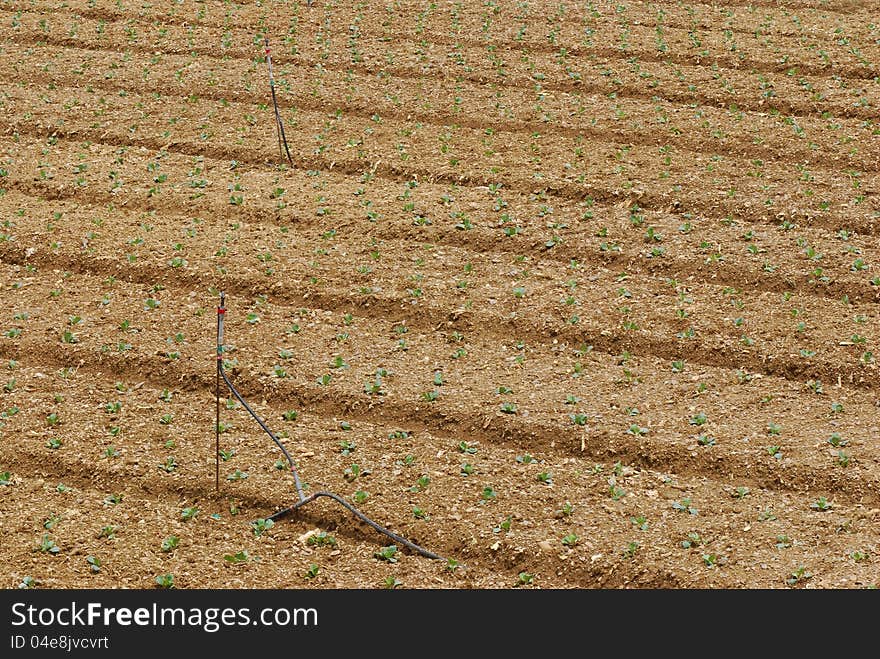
[1,0,878,590]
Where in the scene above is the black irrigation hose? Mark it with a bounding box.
[218,292,306,503]
[266,493,442,561]
[216,293,443,561]
[264,39,294,168]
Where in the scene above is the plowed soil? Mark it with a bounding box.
[1,0,878,589]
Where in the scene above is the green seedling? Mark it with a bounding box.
[251,519,274,537]
[155,574,175,588]
[623,542,640,559]
[681,532,703,549]
[223,551,250,564]
[409,475,430,492]
[374,545,398,563]
[36,534,60,554]
[631,516,649,531]
[786,566,812,586]
[159,456,178,472]
[161,536,180,552]
[672,498,698,515]
[307,532,337,548]
[86,556,102,573]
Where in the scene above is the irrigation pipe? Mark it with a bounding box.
[264,39,294,168]
[216,293,442,561]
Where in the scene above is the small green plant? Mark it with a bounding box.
[305,564,320,579]
[786,566,812,586]
[481,486,497,501]
[680,532,703,549]
[672,498,698,515]
[409,475,430,492]
[732,486,750,499]
[374,545,398,563]
[810,497,832,511]
[223,551,250,564]
[18,576,36,589]
[181,506,199,520]
[354,490,369,503]
[517,572,534,586]
[412,506,428,520]
[623,542,640,559]
[307,532,337,548]
[458,441,477,454]
[689,412,708,426]
[227,469,248,481]
[0,471,11,486]
[36,534,60,554]
[383,576,401,589]
[103,493,123,505]
[251,518,274,537]
[86,556,102,573]
[697,434,716,447]
[631,516,648,531]
[155,574,175,588]
[158,456,178,472]
[562,533,579,547]
[161,536,180,552]
[536,472,552,485]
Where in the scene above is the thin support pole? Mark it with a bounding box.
[215,292,225,493]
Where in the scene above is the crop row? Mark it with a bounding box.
[2,7,879,123]
[9,0,880,77]
[2,40,877,175]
